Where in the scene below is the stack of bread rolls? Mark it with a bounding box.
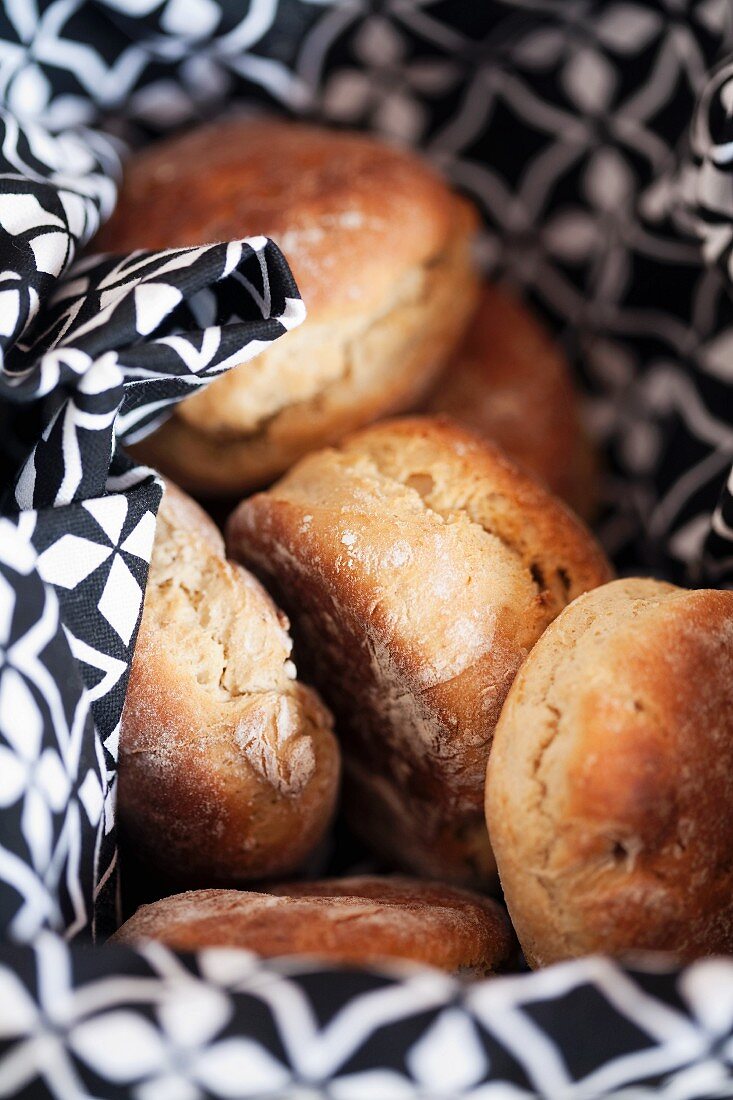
[107,118,733,974]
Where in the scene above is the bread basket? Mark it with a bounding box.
[1,3,732,1096]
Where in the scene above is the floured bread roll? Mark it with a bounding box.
[425,283,597,519]
[118,481,340,885]
[487,578,733,966]
[227,417,612,887]
[94,118,480,495]
[111,876,515,974]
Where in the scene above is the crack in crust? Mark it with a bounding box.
[178,255,437,440]
[228,417,612,888]
[133,228,479,495]
[118,482,340,885]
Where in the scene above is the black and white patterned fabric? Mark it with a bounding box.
[1,3,733,1098]
[4,940,733,1100]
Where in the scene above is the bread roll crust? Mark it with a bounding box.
[94,118,480,494]
[111,876,515,974]
[486,577,733,966]
[118,482,340,884]
[227,417,612,886]
[96,118,468,321]
[425,283,597,519]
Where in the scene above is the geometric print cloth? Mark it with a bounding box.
[3,941,733,1099]
[0,2,732,1098]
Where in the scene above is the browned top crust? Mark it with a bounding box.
[230,414,611,641]
[110,876,515,974]
[424,283,597,517]
[486,577,733,967]
[227,416,612,884]
[93,117,475,321]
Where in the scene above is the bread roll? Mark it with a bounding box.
[118,481,340,884]
[486,577,733,966]
[95,118,480,495]
[227,417,612,887]
[425,283,596,519]
[111,876,515,974]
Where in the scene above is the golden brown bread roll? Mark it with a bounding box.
[424,283,597,519]
[95,118,480,495]
[111,876,515,974]
[486,577,733,967]
[118,481,340,885]
[226,416,612,887]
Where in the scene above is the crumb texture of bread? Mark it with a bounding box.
[110,876,515,974]
[227,417,612,887]
[424,283,597,519]
[486,577,733,966]
[118,481,340,885]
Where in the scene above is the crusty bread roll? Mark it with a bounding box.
[94,118,480,495]
[424,283,597,519]
[486,577,733,967]
[227,417,612,887]
[111,876,515,974]
[118,481,340,885]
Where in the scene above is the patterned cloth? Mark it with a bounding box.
[0,3,732,1098]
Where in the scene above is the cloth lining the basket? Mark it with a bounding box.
[1,3,733,1098]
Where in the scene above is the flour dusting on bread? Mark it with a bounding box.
[227,417,611,887]
[118,481,339,884]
